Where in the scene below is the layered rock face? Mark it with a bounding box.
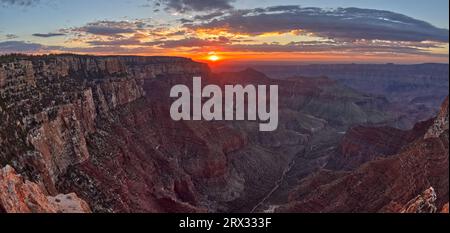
[276,97,449,213]
[400,187,438,213]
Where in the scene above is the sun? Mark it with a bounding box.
[208,55,221,62]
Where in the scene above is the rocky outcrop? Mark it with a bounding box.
[0,165,90,213]
[399,187,438,213]
[425,97,449,139]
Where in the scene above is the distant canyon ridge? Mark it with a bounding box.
[217,63,449,130]
[0,55,448,213]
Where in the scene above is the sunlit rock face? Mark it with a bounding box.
[441,203,449,213]
[0,165,91,213]
[400,187,438,213]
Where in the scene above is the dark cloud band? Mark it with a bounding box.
[189,6,449,43]
[158,0,234,12]
[0,41,44,52]
[0,0,39,7]
[32,33,65,38]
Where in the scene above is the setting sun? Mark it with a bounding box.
[208,55,221,62]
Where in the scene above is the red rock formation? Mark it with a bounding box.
[0,165,90,213]
[441,203,449,213]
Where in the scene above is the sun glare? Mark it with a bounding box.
[208,55,220,62]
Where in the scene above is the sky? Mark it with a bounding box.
[0,0,449,64]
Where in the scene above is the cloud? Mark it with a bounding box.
[0,38,445,58]
[221,41,446,56]
[193,11,227,21]
[86,38,143,46]
[81,27,134,36]
[157,0,234,13]
[72,20,146,36]
[189,6,449,43]
[0,40,159,55]
[4,34,19,39]
[32,33,66,38]
[82,35,230,51]
[59,45,159,55]
[156,37,229,48]
[0,0,39,7]
[0,40,44,53]
[1,5,446,59]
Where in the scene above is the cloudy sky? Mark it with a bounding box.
[0,0,448,63]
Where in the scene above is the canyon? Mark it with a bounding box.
[0,55,448,213]
[218,63,449,130]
